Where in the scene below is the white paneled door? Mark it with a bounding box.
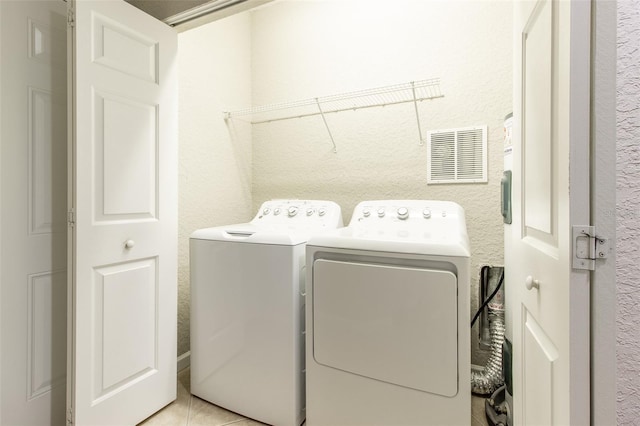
[68,1,178,425]
[1,1,68,424]
[507,0,590,425]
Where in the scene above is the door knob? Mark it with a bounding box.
[124,239,135,249]
[525,275,539,290]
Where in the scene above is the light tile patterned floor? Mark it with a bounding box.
[139,368,489,426]
[472,395,490,426]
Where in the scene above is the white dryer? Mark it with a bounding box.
[305,200,470,426]
[190,200,342,426]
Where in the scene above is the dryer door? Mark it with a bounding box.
[312,259,458,397]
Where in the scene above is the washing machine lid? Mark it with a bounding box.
[190,199,343,246]
[192,223,317,245]
[308,200,471,257]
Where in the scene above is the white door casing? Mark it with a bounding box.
[68,1,178,424]
[506,0,590,425]
[1,3,2,420]
[1,1,68,424]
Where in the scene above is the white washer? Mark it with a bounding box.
[305,200,470,426]
[190,200,342,426]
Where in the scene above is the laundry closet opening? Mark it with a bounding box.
[177,0,511,365]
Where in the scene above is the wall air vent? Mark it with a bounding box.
[427,126,487,184]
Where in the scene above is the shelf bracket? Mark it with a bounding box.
[411,81,425,145]
[315,98,337,153]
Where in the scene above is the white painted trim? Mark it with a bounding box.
[171,0,273,32]
[0,1,3,422]
[66,2,76,423]
[164,0,248,26]
[568,1,592,424]
[591,1,616,424]
[177,351,190,372]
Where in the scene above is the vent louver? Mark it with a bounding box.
[427,126,487,184]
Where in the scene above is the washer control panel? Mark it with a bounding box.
[252,199,343,228]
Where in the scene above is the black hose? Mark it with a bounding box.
[471,270,504,328]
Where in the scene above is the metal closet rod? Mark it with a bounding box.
[223,78,444,152]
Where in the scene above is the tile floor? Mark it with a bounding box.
[139,368,489,426]
[472,395,490,426]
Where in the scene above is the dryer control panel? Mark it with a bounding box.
[344,200,469,253]
[252,199,343,229]
[351,200,463,224]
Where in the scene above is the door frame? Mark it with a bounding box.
[0,2,3,419]
[65,0,75,420]
[591,0,616,424]
[0,1,619,424]
[569,2,592,423]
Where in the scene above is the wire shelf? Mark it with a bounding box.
[224,78,444,152]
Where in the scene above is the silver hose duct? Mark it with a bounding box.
[471,309,505,395]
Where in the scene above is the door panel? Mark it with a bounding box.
[507,0,591,424]
[29,87,68,235]
[95,91,158,220]
[91,14,159,84]
[522,0,554,241]
[28,270,67,400]
[94,258,158,398]
[522,308,558,425]
[69,1,178,424]
[1,1,68,424]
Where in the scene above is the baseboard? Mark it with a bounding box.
[177,351,190,372]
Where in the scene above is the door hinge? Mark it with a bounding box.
[67,8,75,27]
[572,225,609,271]
[67,209,75,227]
[66,407,73,425]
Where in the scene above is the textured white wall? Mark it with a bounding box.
[617,0,640,423]
[250,0,512,363]
[177,14,253,356]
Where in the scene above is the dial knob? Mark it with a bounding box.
[262,208,271,215]
[273,208,281,215]
[377,208,385,218]
[318,208,326,216]
[397,207,409,220]
[363,209,371,217]
[306,208,315,216]
[423,209,431,219]
[288,206,299,217]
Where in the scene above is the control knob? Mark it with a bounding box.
[306,208,315,216]
[318,208,326,216]
[288,206,299,217]
[397,207,409,220]
[377,208,385,218]
[423,209,431,219]
[363,208,371,218]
